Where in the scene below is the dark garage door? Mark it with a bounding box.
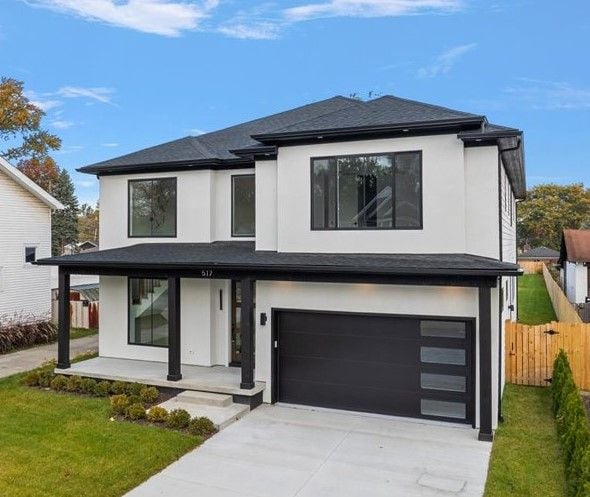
[275,310,474,424]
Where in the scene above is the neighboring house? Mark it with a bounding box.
[51,283,99,329]
[559,229,590,304]
[63,240,98,255]
[0,156,63,322]
[37,95,525,441]
[518,246,560,263]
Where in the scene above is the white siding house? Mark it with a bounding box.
[559,229,590,304]
[39,95,525,442]
[0,157,63,322]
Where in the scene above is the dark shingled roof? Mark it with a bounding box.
[519,246,560,260]
[560,229,590,263]
[36,241,521,277]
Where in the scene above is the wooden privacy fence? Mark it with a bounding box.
[505,320,590,390]
[519,260,546,274]
[542,263,582,323]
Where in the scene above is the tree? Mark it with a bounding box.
[517,183,590,250]
[51,169,79,255]
[78,203,99,242]
[16,157,60,192]
[0,77,61,164]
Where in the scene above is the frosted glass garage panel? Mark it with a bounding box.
[420,321,466,339]
[421,373,466,392]
[420,347,465,365]
[421,399,466,420]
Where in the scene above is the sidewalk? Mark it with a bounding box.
[0,335,98,379]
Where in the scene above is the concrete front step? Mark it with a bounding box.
[157,393,250,431]
[175,390,233,407]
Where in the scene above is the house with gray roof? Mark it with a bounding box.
[36,94,525,442]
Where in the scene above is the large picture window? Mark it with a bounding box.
[129,178,177,237]
[128,278,169,347]
[232,175,255,237]
[311,151,422,230]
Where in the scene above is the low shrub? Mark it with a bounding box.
[127,394,142,406]
[550,350,590,497]
[22,371,40,386]
[140,386,159,404]
[188,416,217,437]
[126,382,146,397]
[50,375,68,391]
[110,394,129,416]
[147,406,169,424]
[126,403,146,420]
[166,409,191,430]
[0,316,57,354]
[66,375,83,392]
[110,381,129,395]
[94,380,111,397]
[79,378,97,394]
[38,370,54,388]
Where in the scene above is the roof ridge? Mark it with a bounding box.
[369,94,481,119]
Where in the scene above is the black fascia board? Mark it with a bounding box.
[251,117,486,144]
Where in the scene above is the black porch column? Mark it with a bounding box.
[478,286,493,442]
[56,267,71,369]
[167,277,182,381]
[240,278,255,390]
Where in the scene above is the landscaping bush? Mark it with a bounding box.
[110,394,129,416]
[188,416,217,437]
[110,381,129,395]
[80,378,97,394]
[126,403,146,420]
[127,394,142,407]
[166,409,191,430]
[147,406,169,424]
[0,316,56,354]
[126,382,146,397]
[94,380,111,397]
[50,375,68,391]
[550,350,590,496]
[22,371,40,386]
[38,369,54,388]
[66,375,83,392]
[140,386,159,404]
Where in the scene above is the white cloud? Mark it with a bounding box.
[218,21,281,40]
[417,43,476,78]
[102,142,119,147]
[284,0,462,21]
[187,128,206,136]
[55,145,84,154]
[26,0,219,37]
[50,119,75,129]
[75,179,95,188]
[504,78,590,110]
[56,86,115,104]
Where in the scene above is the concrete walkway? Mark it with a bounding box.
[125,404,492,497]
[0,335,98,378]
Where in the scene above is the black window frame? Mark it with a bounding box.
[127,277,169,348]
[231,173,256,238]
[24,246,37,263]
[309,150,423,231]
[128,177,177,239]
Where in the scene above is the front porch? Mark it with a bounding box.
[57,356,265,405]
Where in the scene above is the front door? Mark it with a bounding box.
[231,280,242,365]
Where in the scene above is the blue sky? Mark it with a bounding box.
[1,0,588,205]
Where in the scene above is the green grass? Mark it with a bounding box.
[518,274,557,325]
[0,370,201,497]
[70,327,98,340]
[485,385,566,497]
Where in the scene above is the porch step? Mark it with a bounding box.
[158,394,249,431]
[175,390,233,407]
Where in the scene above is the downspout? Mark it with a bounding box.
[497,152,503,423]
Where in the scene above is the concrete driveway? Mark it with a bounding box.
[126,405,491,497]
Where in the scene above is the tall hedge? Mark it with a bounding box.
[551,350,590,497]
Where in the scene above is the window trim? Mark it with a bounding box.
[309,150,424,231]
[231,173,256,238]
[127,177,178,239]
[24,244,38,264]
[127,277,169,348]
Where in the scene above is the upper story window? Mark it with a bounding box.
[311,151,422,230]
[129,178,177,238]
[232,174,255,237]
[25,246,37,263]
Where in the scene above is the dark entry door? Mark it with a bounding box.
[230,281,242,365]
[275,310,474,424]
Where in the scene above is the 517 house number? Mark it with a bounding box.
[201,269,214,278]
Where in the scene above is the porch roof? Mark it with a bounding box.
[36,241,521,280]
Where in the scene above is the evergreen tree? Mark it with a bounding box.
[51,169,79,255]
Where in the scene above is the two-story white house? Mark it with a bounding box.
[0,156,63,322]
[37,95,525,441]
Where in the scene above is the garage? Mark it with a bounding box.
[274,310,475,424]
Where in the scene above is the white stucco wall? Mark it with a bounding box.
[275,134,467,254]
[0,170,53,321]
[255,160,278,251]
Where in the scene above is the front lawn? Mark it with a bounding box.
[484,385,566,497]
[517,274,557,325]
[0,371,201,497]
[70,327,98,340]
